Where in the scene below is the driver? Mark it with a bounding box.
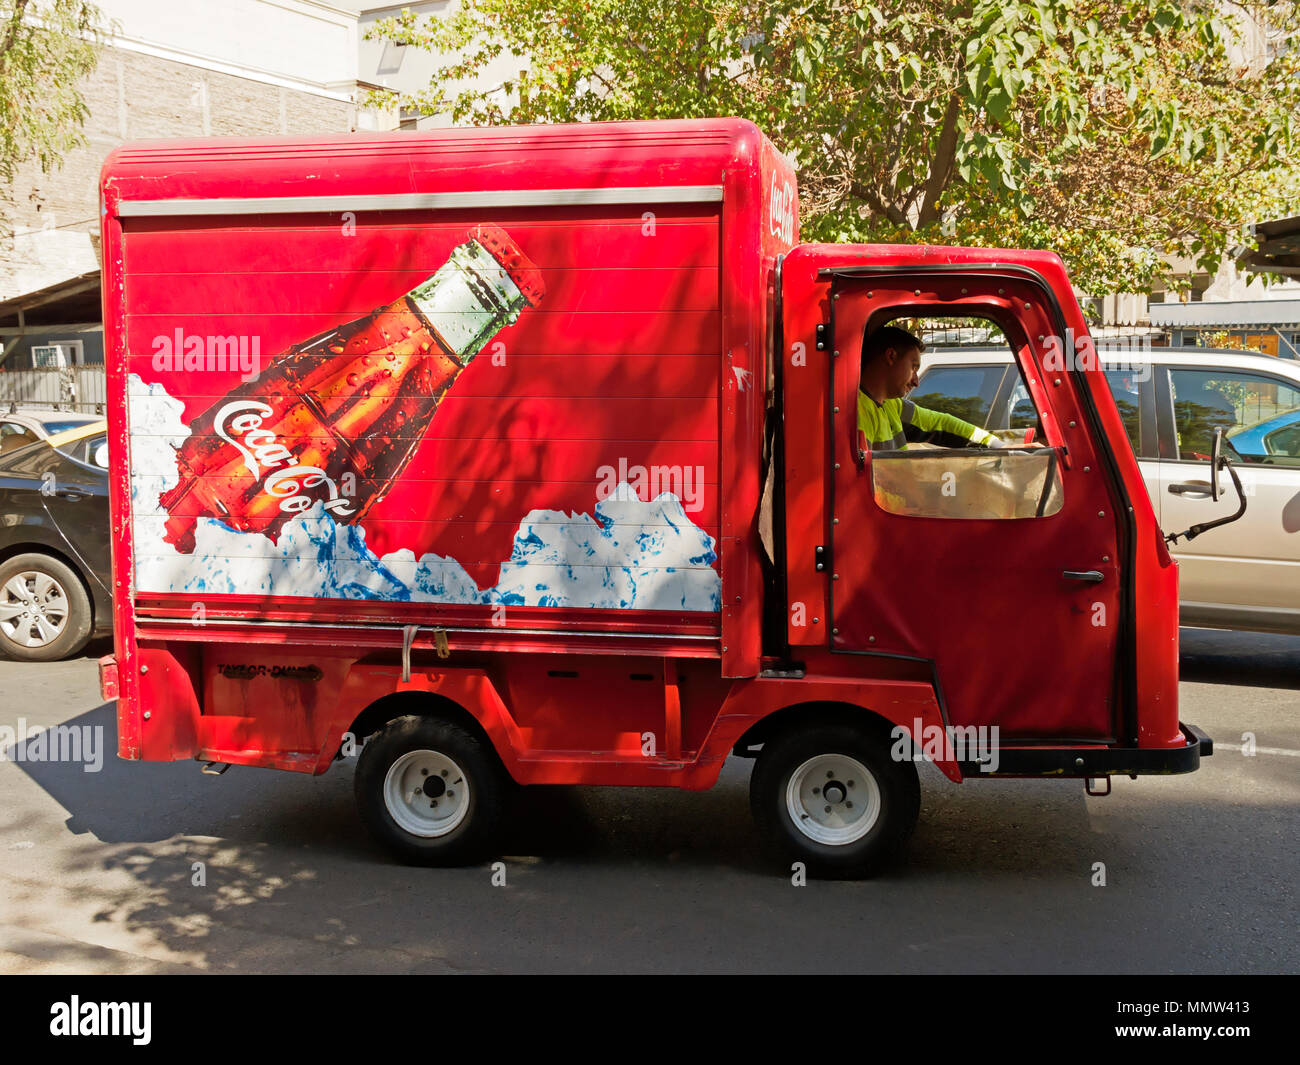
[858,326,1004,451]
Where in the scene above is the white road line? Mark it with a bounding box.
[1214,743,1300,757]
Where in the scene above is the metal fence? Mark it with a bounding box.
[0,366,107,413]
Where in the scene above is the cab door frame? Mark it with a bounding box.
[818,262,1141,745]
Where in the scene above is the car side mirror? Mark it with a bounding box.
[94,443,109,469]
[1166,425,1247,544]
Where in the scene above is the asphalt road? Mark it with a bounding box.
[0,628,1296,974]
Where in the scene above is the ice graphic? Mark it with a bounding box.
[127,374,721,611]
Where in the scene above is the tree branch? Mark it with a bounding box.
[0,0,30,69]
[916,91,963,227]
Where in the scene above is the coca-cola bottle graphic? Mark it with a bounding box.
[157,224,545,553]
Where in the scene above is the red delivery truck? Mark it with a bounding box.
[97,118,1224,877]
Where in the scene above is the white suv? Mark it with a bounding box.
[916,347,1300,635]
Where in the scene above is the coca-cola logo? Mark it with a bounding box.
[214,401,356,518]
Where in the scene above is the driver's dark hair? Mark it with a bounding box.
[862,325,923,365]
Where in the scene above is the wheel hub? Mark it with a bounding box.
[383,750,469,838]
[786,754,882,846]
[0,571,69,648]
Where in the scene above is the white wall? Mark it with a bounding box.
[97,0,360,97]
[358,0,527,129]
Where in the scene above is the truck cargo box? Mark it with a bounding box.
[101,119,798,679]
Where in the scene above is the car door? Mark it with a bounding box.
[829,277,1126,741]
[1156,364,1300,632]
[0,442,111,596]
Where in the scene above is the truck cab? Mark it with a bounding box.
[774,245,1186,756]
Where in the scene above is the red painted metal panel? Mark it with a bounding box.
[114,192,728,633]
[121,214,724,273]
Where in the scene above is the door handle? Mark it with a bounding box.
[1063,570,1104,583]
[1168,481,1214,496]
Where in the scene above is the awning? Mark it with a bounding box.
[0,271,101,330]
[1147,299,1300,329]
[1244,215,1300,278]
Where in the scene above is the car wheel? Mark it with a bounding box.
[0,553,93,662]
[354,714,510,866]
[750,722,920,879]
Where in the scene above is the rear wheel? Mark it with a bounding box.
[750,722,920,878]
[0,553,92,662]
[354,714,509,866]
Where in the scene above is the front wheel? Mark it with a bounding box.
[750,722,920,879]
[354,715,510,866]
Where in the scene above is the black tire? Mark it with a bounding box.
[354,714,509,866]
[0,553,93,662]
[750,721,920,879]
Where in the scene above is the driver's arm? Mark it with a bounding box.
[901,400,1001,449]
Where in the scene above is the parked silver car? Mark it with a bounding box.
[916,347,1300,634]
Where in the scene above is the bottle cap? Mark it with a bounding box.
[469,224,546,307]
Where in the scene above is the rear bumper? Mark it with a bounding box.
[957,723,1212,778]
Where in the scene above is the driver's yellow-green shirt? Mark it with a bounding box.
[857,390,997,451]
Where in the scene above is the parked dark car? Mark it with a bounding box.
[0,420,112,661]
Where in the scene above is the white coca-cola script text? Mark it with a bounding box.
[213,401,356,518]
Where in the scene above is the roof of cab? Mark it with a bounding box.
[99,118,779,213]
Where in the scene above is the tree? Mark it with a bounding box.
[0,1,107,194]
[366,0,1300,293]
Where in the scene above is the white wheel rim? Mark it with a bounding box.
[0,571,70,647]
[786,754,882,846]
[383,749,470,838]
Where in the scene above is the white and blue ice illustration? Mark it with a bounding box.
[127,375,721,612]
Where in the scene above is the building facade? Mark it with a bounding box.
[0,0,365,407]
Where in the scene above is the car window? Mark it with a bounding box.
[1004,376,1044,435]
[911,365,1005,428]
[0,421,40,456]
[42,432,108,472]
[1168,369,1300,466]
[1103,370,1143,456]
[0,440,65,477]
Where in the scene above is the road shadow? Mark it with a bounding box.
[1178,626,1300,690]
